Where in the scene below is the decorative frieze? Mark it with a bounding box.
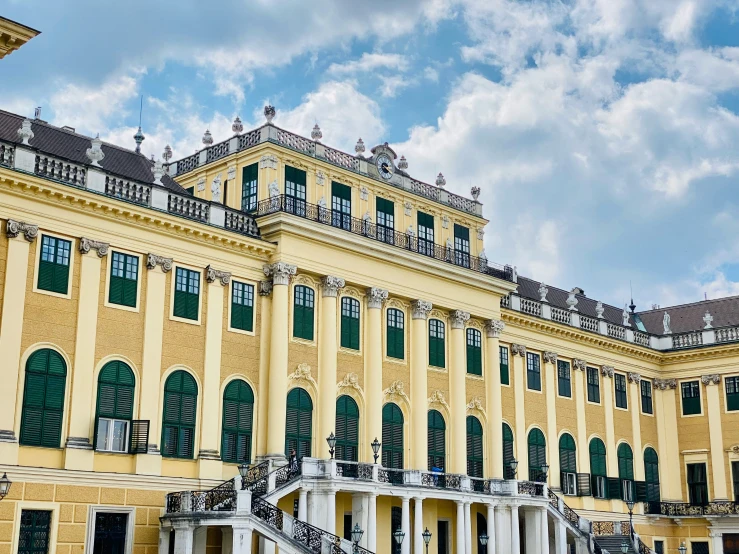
[206,265,231,286]
[654,378,677,390]
[628,372,641,384]
[338,372,360,391]
[259,280,273,296]
[484,319,505,338]
[701,374,721,386]
[543,351,558,364]
[572,359,587,371]
[384,380,408,403]
[289,363,316,388]
[366,287,389,309]
[411,299,432,320]
[146,253,173,272]
[320,275,345,297]
[450,310,470,329]
[79,237,109,257]
[428,390,449,409]
[600,365,615,378]
[263,262,297,286]
[404,202,412,216]
[360,186,368,201]
[511,344,527,357]
[6,219,38,242]
[260,154,278,169]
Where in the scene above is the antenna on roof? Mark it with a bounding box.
[629,281,636,313]
[34,107,41,119]
[133,95,145,154]
[705,292,708,300]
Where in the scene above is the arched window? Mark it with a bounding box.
[466,416,484,478]
[428,410,446,471]
[20,349,67,448]
[503,423,515,479]
[559,433,577,495]
[477,513,488,554]
[589,438,607,499]
[161,371,198,459]
[95,360,135,453]
[387,309,405,360]
[644,447,660,503]
[618,443,635,501]
[466,328,482,375]
[285,388,313,458]
[382,403,404,469]
[527,428,547,482]
[428,319,445,368]
[293,286,315,340]
[221,380,254,464]
[340,297,360,350]
[336,395,359,462]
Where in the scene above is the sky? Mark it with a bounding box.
[3,0,739,311]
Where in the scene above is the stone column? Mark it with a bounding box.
[411,300,432,470]
[455,501,465,554]
[486,504,497,554]
[464,501,472,554]
[256,280,272,458]
[524,510,538,554]
[543,352,559,490]
[510,505,520,554]
[0,220,36,464]
[199,266,230,478]
[554,519,567,554]
[367,493,377,552]
[172,524,194,554]
[402,496,412,554]
[654,379,682,501]
[158,527,171,554]
[327,489,337,535]
[601,367,617,482]
[318,275,344,458]
[511,345,528,478]
[539,509,550,554]
[710,529,724,554]
[704,374,728,500]
[485,320,505,479]
[136,254,172,476]
[366,288,388,462]
[231,526,253,554]
[298,488,308,521]
[65,237,109,471]
[628,373,644,482]
[264,262,297,459]
[572,361,590,484]
[450,310,470,475]
[413,497,424,554]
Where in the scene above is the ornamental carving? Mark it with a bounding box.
[467,397,483,411]
[450,310,470,329]
[79,237,109,257]
[259,280,273,296]
[206,265,231,286]
[404,202,412,216]
[197,177,206,192]
[428,390,449,409]
[572,359,587,371]
[628,372,642,384]
[360,186,368,201]
[511,344,527,357]
[595,301,604,319]
[701,374,721,386]
[315,170,325,186]
[263,262,297,286]
[338,372,360,391]
[260,154,278,170]
[538,283,549,302]
[289,363,316,388]
[17,118,34,145]
[384,380,408,403]
[484,319,505,338]
[600,366,615,378]
[86,135,105,167]
[654,378,677,390]
[442,215,449,229]
[366,287,388,309]
[543,351,558,364]
[320,275,345,297]
[411,299,432,320]
[6,219,38,242]
[146,253,173,273]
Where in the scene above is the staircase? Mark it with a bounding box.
[593,535,636,553]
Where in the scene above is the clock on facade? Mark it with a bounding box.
[375,154,394,180]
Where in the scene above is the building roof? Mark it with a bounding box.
[635,296,739,335]
[0,110,186,193]
[0,16,40,59]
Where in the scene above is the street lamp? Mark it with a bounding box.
[351,523,364,554]
[626,499,635,539]
[393,527,405,548]
[678,542,687,554]
[508,458,519,478]
[541,463,550,482]
[0,473,11,501]
[620,541,629,553]
[327,432,337,459]
[479,533,489,547]
[422,527,432,554]
[371,438,381,463]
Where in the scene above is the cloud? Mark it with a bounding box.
[327,53,410,76]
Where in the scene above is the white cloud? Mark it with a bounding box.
[327,53,410,76]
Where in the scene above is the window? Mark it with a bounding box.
[476,513,487,554]
[466,328,482,375]
[732,461,739,502]
[527,428,547,482]
[161,371,198,459]
[331,181,352,230]
[109,252,138,307]
[231,281,254,332]
[466,416,483,478]
[20,349,67,447]
[95,361,135,453]
[92,512,129,554]
[173,267,200,321]
[557,360,571,397]
[618,443,635,501]
[526,352,541,391]
[500,346,510,385]
[726,377,739,411]
[221,380,254,463]
[691,543,709,554]
[687,463,708,506]
[285,388,313,458]
[387,308,405,359]
[428,409,446,471]
[615,373,628,409]
[376,197,395,245]
[503,423,515,479]
[641,380,653,414]
[340,297,360,350]
[654,541,664,554]
[38,234,71,294]
[587,367,600,403]
[559,433,577,495]
[682,381,701,415]
[285,165,307,216]
[18,510,51,554]
[589,438,607,499]
[335,395,359,462]
[391,507,402,554]
[293,285,315,340]
[241,163,258,211]
[382,403,404,469]
[417,211,434,257]
[429,319,446,368]
[644,447,660,503]
[454,224,470,268]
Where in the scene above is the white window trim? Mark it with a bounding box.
[337,294,363,355]
[556,361,573,400]
[525,353,544,394]
[103,249,143,313]
[723,374,739,414]
[85,506,136,554]
[614,373,629,412]
[168,264,204,325]
[227,278,257,336]
[12,502,60,554]
[290,282,318,346]
[32,232,76,300]
[95,417,131,453]
[383,306,408,365]
[562,472,577,496]
[679,378,705,418]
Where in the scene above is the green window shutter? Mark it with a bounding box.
[502,423,515,479]
[230,281,254,332]
[382,403,404,469]
[340,298,360,350]
[454,224,470,241]
[618,443,634,480]
[527,428,547,481]
[161,371,198,459]
[109,252,139,307]
[589,438,607,476]
[221,380,254,463]
[466,329,482,375]
[499,346,510,385]
[466,416,483,478]
[96,361,135,420]
[241,163,259,212]
[285,388,313,458]
[38,236,72,294]
[173,268,200,321]
[559,433,577,473]
[428,319,445,368]
[727,378,739,411]
[335,395,359,462]
[427,410,446,471]
[557,360,571,397]
[387,309,404,359]
[20,349,67,448]
[293,286,315,340]
[681,381,701,415]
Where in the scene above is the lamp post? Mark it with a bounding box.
[393,527,405,551]
[371,437,381,464]
[351,523,364,554]
[238,460,249,487]
[0,473,11,501]
[422,527,432,554]
[678,542,687,554]
[508,458,519,478]
[480,533,489,551]
[541,462,550,483]
[626,499,635,540]
[327,432,337,459]
[620,541,629,553]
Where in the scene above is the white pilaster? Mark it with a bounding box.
[414,497,424,554]
[711,530,724,554]
[539,509,550,554]
[486,504,497,554]
[464,501,472,554]
[402,497,411,554]
[298,488,308,521]
[232,526,253,554]
[173,525,194,554]
[327,489,337,534]
[554,519,567,554]
[525,510,538,554]
[158,528,171,554]
[456,501,466,554]
[367,493,377,552]
[510,505,520,554]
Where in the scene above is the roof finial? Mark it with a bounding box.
[232,116,243,135]
[133,95,145,154]
[629,280,636,313]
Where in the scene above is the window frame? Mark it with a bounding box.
[340,296,361,351]
[686,462,709,506]
[292,285,316,342]
[427,409,447,471]
[160,370,199,459]
[382,403,404,469]
[19,348,68,448]
[428,318,446,369]
[417,211,435,257]
[681,380,703,417]
[85,506,135,554]
[587,367,600,404]
[376,197,395,245]
[589,438,608,499]
[95,418,130,454]
[499,346,510,386]
[466,328,483,376]
[386,308,406,361]
[285,387,313,459]
[228,279,256,335]
[221,379,255,464]
[641,379,653,415]
[335,395,360,462]
[557,360,572,398]
[466,415,484,478]
[241,162,259,212]
[331,181,352,231]
[285,165,307,216]
[726,376,739,412]
[34,232,74,299]
[526,352,542,392]
[104,249,142,312]
[453,224,470,268]
[614,373,628,410]
[94,360,136,453]
[170,265,202,324]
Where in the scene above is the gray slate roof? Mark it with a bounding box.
[635,296,739,335]
[0,110,187,194]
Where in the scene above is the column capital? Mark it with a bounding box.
[450,310,470,329]
[543,351,557,364]
[600,365,614,378]
[702,374,721,386]
[206,265,231,286]
[263,262,297,285]
[628,372,641,384]
[366,287,389,309]
[79,237,109,257]
[572,358,587,371]
[411,299,432,320]
[320,275,345,297]
[654,378,677,390]
[146,253,173,272]
[259,280,273,296]
[511,343,527,357]
[5,219,38,242]
[484,319,505,338]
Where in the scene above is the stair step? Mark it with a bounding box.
[594,535,637,554]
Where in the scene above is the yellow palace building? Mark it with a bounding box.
[1,103,739,554]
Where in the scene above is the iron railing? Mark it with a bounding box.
[517,481,545,496]
[191,479,236,512]
[336,461,373,480]
[420,472,462,490]
[547,488,581,529]
[252,496,284,530]
[165,492,182,513]
[646,500,739,516]
[377,468,405,486]
[242,460,270,490]
[293,518,342,553]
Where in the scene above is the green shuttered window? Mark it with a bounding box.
[417,211,434,257]
[382,403,404,469]
[335,395,359,462]
[428,319,445,368]
[18,510,52,554]
[682,381,701,415]
[500,346,510,385]
[95,360,135,452]
[527,428,547,482]
[615,373,628,409]
[376,197,395,244]
[221,380,254,463]
[641,379,653,414]
[618,443,634,500]
[20,349,67,448]
[241,163,258,212]
[161,371,198,459]
[503,423,515,479]
[331,181,352,230]
[341,297,360,350]
[466,416,483,478]
[427,409,446,471]
[285,165,307,216]
[285,388,313,458]
[173,267,200,321]
[109,252,138,307]
[387,308,404,360]
[688,463,709,506]
[466,328,482,375]
[454,224,470,267]
[38,235,71,294]
[727,377,739,411]
[231,281,254,332]
[644,447,660,502]
[587,367,600,403]
[559,434,577,473]
[526,352,541,391]
[293,285,315,340]
[589,438,607,498]
[557,360,571,397]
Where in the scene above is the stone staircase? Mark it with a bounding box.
[593,535,637,553]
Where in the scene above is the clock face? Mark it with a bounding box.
[376,154,394,180]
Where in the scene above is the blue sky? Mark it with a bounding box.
[3,0,739,310]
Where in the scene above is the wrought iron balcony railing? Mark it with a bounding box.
[645,500,739,516]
